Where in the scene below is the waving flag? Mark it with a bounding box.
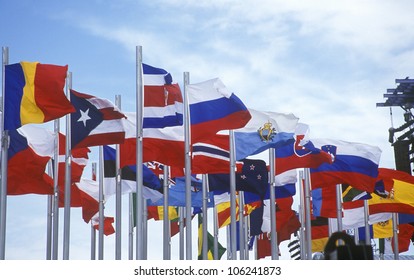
[103,145,163,203]
[275,123,332,175]
[192,133,244,174]
[4,62,75,130]
[70,89,126,149]
[74,178,100,222]
[142,63,183,128]
[8,125,55,195]
[310,139,381,193]
[57,133,90,187]
[91,215,115,236]
[234,108,298,160]
[187,78,251,143]
[208,159,269,197]
[369,168,414,214]
[120,112,185,170]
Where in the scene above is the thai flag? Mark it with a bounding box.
[143,63,183,128]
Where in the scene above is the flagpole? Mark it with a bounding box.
[229,130,237,259]
[298,171,306,260]
[46,164,53,260]
[183,71,192,259]
[268,148,279,259]
[143,199,148,259]
[392,212,399,260]
[202,174,208,260]
[213,201,219,260]
[335,184,343,232]
[303,168,313,259]
[62,71,72,260]
[179,207,185,259]
[238,191,245,260]
[363,199,370,245]
[128,192,134,260]
[115,94,122,260]
[98,146,105,260]
[163,166,171,260]
[91,162,97,260]
[135,45,145,260]
[52,119,60,260]
[0,46,9,260]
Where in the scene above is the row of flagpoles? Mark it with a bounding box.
[0,44,412,260]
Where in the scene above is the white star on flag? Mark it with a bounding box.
[250,164,255,170]
[77,109,91,126]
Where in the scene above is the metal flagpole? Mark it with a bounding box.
[202,174,208,260]
[392,212,399,260]
[52,119,60,260]
[363,199,370,245]
[269,148,279,259]
[0,47,9,260]
[135,45,145,260]
[98,146,105,260]
[238,191,245,260]
[128,193,134,260]
[62,71,72,260]
[213,201,219,260]
[91,162,97,260]
[115,94,122,260]
[303,168,313,259]
[143,199,148,259]
[229,130,237,259]
[183,71,192,259]
[46,164,53,260]
[298,171,306,260]
[179,207,185,259]
[163,166,171,260]
[335,184,343,233]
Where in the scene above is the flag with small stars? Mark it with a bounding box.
[208,158,268,197]
[70,89,126,149]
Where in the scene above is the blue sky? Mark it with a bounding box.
[1,0,414,260]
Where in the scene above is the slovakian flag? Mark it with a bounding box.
[120,112,185,170]
[70,89,126,149]
[309,138,381,193]
[142,63,183,128]
[103,145,163,203]
[7,125,55,195]
[368,168,414,215]
[233,108,298,160]
[187,78,251,143]
[275,123,332,175]
[4,62,75,130]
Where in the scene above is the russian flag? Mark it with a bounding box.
[143,63,183,128]
[310,138,381,193]
[5,62,75,130]
[8,125,55,195]
[187,78,251,143]
[70,89,126,149]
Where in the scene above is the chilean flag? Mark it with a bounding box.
[7,125,55,195]
[70,89,126,149]
[310,138,382,193]
[143,63,183,128]
[187,78,251,143]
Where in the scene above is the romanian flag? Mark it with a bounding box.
[5,62,75,130]
[369,168,414,214]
